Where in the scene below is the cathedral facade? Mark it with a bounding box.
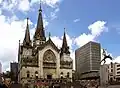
[18,6,73,86]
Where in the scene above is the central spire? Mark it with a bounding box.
[34,0,46,41]
[23,18,31,46]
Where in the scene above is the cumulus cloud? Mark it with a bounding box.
[43,19,49,28]
[18,0,30,11]
[50,8,59,20]
[0,0,61,12]
[31,0,61,8]
[75,21,108,47]
[73,18,80,23]
[0,14,35,72]
[88,21,108,37]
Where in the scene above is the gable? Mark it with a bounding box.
[37,38,60,52]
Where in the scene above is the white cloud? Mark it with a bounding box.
[55,8,59,12]
[0,14,34,72]
[18,0,30,11]
[0,0,2,3]
[31,0,61,8]
[43,19,49,28]
[1,0,18,11]
[88,21,108,37]
[75,33,95,47]
[50,8,59,20]
[73,18,80,23]
[51,33,73,49]
[51,36,62,48]
[113,56,120,63]
[0,9,2,15]
[1,0,61,12]
[75,21,108,47]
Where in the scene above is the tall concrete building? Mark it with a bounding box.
[100,64,109,86]
[75,41,101,79]
[108,62,120,82]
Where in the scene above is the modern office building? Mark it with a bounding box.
[75,41,101,79]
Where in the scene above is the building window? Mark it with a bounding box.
[61,72,63,75]
[27,71,30,78]
[117,68,120,70]
[117,64,120,67]
[60,72,63,79]
[67,72,70,78]
[111,62,113,68]
[35,71,38,79]
[111,69,113,72]
[117,71,120,74]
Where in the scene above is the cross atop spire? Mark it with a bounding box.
[39,0,42,12]
[64,28,66,33]
[23,18,31,46]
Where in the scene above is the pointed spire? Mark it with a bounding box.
[49,32,51,39]
[34,0,46,41]
[23,18,31,46]
[19,40,20,46]
[62,28,68,48]
[39,0,42,12]
[60,28,70,56]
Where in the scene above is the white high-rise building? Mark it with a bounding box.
[108,62,120,82]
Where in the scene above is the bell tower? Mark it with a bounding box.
[33,1,46,47]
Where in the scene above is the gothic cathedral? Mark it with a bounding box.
[18,5,73,86]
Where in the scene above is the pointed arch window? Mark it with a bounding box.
[60,72,63,79]
[67,72,70,78]
[43,49,56,62]
[35,71,38,79]
[27,71,30,78]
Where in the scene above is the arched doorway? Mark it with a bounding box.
[47,74,52,79]
[46,73,52,79]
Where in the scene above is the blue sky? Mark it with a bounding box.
[0,0,120,71]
